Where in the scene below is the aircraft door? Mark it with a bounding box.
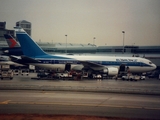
[119,64,126,73]
[65,63,71,71]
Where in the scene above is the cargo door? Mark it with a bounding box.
[65,63,71,71]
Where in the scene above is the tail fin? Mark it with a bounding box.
[14,27,47,57]
[4,34,20,48]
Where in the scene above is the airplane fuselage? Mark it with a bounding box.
[29,54,156,73]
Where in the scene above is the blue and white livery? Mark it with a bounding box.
[14,27,156,76]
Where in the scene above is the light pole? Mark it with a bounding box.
[65,35,67,53]
[93,37,96,45]
[122,31,125,54]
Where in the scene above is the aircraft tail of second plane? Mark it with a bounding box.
[4,34,20,48]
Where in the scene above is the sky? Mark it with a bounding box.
[0,0,160,46]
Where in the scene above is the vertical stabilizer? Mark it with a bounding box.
[14,27,47,57]
[4,34,20,48]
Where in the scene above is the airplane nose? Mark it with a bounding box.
[153,64,157,70]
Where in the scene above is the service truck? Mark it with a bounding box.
[0,65,13,80]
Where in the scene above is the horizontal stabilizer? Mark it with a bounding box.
[21,55,40,63]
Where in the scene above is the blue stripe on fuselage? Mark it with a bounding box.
[35,59,152,67]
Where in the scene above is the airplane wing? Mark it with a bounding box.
[80,61,103,67]
[21,55,40,63]
[79,60,119,76]
[80,61,105,70]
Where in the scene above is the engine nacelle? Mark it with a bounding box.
[102,68,108,73]
[101,68,118,76]
[107,67,119,76]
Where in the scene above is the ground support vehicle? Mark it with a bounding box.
[36,71,56,80]
[21,69,29,76]
[122,74,145,81]
[37,72,48,78]
[55,72,73,80]
[1,70,13,80]
[13,69,19,75]
[36,71,72,80]
[0,65,13,80]
[92,74,102,79]
[81,72,88,79]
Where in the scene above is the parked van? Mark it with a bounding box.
[13,69,19,75]
[21,69,29,76]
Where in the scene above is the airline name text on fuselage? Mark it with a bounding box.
[116,59,137,62]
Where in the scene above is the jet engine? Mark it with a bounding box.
[101,68,118,76]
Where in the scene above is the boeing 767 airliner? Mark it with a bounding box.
[13,27,156,76]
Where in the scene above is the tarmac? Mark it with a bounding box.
[0,73,160,95]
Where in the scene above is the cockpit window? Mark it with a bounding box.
[149,62,152,64]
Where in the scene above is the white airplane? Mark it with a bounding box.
[13,27,156,76]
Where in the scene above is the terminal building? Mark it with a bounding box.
[0,20,31,48]
[0,22,14,48]
[0,21,160,68]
